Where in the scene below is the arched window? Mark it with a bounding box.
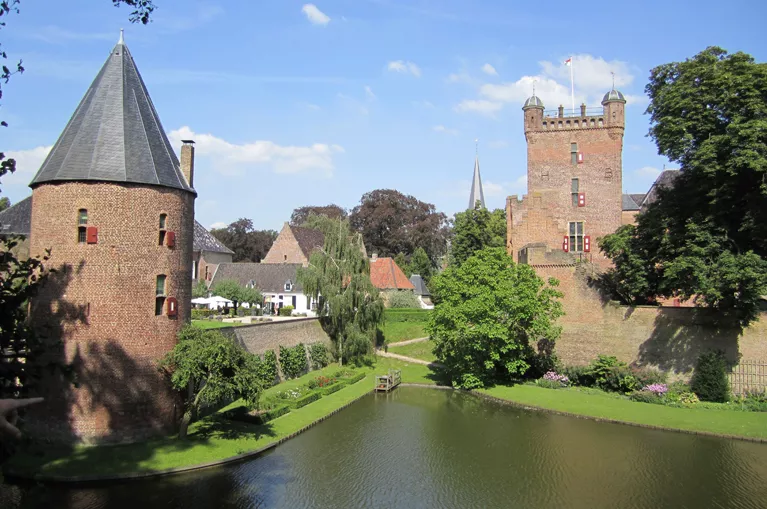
[77,209,88,243]
[159,214,168,245]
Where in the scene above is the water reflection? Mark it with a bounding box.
[3,387,767,508]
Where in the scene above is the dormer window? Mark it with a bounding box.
[284,280,293,292]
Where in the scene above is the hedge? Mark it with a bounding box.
[278,305,294,317]
[346,371,366,384]
[309,343,329,370]
[321,381,347,396]
[289,390,323,409]
[279,344,307,379]
[222,404,291,425]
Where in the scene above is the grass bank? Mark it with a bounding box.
[387,339,436,362]
[380,308,430,344]
[191,319,247,329]
[6,364,377,480]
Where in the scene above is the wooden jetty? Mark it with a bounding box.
[375,369,402,392]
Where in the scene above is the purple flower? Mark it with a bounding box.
[641,383,668,395]
[543,371,570,386]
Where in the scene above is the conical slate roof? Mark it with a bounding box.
[29,35,194,193]
[468,155,485,209]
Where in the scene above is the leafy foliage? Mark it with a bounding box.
[309,343,329,369]
[394,252,410,277]
[209,218,277,263]
[211,279,243,310]
[290,204,347,226]
[240,285,262,308]
[349,189,449,266]
[690,351,731,402]
[160,326,264,437]
[384,290,421,309]
[600,47,767,326]
[278,305,294,317]
[260,350,279,386]
[0,196,8,212]
[279,344,307,379]
[428,247,563,388]
[192,279,209,299]
[409,247,433,283]
[297,218,384,365]
[450,205,506,267]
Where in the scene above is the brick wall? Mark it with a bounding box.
[262,223,309,265]
[198,250,232,283]
[27,181,194,444]
[621,210,639,225]
[536,264,767,377]
[509,103,624,269]
[218,317,331,355]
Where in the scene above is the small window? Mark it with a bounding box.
[155,275,167,316]
[283,254,288,261]
[598,118,604,127]
[285,280,293,292]
[78,209,88,225]
[78,228,87,244]
[570,143,578,165]
[77,209,88,244]
[155,297,166,316]
[568,221,585,252]
[571,178,579,206]
[605,168,613,180]
[156,275,166,297]
[159,214,167,230]
[159,214,167,246]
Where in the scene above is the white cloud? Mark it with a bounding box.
[433,125,459,136]
[302,4,331,25]
[364,85,376,100]
[388,60,421,77]
[636,166,661,177]
[2,145,52,186]
[539,54,632,98]
[487,140,508,149]
[209,222,227,230]
[454,99,503,117]
[483,175,527,197]
[168,126,343,177]
[481,63,498,76]
[481,75,578,109]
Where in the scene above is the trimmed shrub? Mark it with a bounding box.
[385,290,421,309]
[279,344,308,380]
[309,343,329,370]
[631,367,668,387]
[629,391,662,404]
[278,305,294,317]
[588,355,624,387]
[346,371,366,384]
[223,404,290,425]
[290,391,322,409]
[191,308,215,320]
[563,365,594,387]
[237,307,246,317]
[690,351,730,402]
[602,366,639,393]
[536,378,564,390]
[259,350,279,387]
[322,381,347,396]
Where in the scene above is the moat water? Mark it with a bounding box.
[4,387,767,508]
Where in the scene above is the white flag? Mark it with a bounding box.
[564,57,572,66]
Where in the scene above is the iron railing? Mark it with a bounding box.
[543,107,604,118]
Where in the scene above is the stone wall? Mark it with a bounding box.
[219,317,331,356]
[536,264,767,376]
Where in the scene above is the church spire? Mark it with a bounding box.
[468,139,485,209]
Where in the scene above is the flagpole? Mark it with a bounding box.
[570,56,575,114]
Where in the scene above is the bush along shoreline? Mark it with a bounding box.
[531,352,767,413]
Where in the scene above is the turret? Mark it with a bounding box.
[601,88,626,127]
[522,94,544,134]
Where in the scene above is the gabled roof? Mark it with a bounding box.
[622,194,640,211]
[370,257,415,290]
[29,37,194,194]
[210,263,303,294]
[193,221,234,254]
[290,225,325,259]
[630,194,647,207]
[409,274,430,296]
[0,196,32,235]
[642,170,680,211]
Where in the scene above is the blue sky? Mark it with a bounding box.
[2,0,766,231]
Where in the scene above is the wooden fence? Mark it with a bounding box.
[729,360,767,395]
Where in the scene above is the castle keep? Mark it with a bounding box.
[506,89,626,268]
[27,34,195,443]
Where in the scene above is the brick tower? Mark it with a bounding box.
[506,88,626,267]
[27,32,196,443]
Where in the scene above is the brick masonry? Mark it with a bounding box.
[537,265,767,376]
[218,317,331,356]
[27,181,194,444]
[262,223,309,265]
[198,250,232,283]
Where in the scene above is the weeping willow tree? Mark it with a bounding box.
[297,219,384,365]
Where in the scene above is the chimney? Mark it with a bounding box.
[557,105,564,118]
[371,253,378,262]
[180,140,195,187]
[580,103,587,117]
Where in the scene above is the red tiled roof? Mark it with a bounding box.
[369,257,415,290]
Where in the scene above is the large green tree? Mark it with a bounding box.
[160,326,262,437]
[210,218,277,262]
[211,279,243,311]
[600,47,767,326]
[428,248,563,389]
[349,189,449,265]
[450,205,506,267]
[297,218,384,365]
[290,204,347,226]
[409,247,433,283]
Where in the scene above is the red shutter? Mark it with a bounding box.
[578,192,586,207]
[577,152,584,164]
[167,297,178,317]
[86,226,98,244]
[562,236,569,252]
[166,231,176,248]
[584,235,591,252]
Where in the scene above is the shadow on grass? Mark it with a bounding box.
[424,365,452,386]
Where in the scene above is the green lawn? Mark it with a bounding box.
[387,339,436,362]
[191,319,247,329]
